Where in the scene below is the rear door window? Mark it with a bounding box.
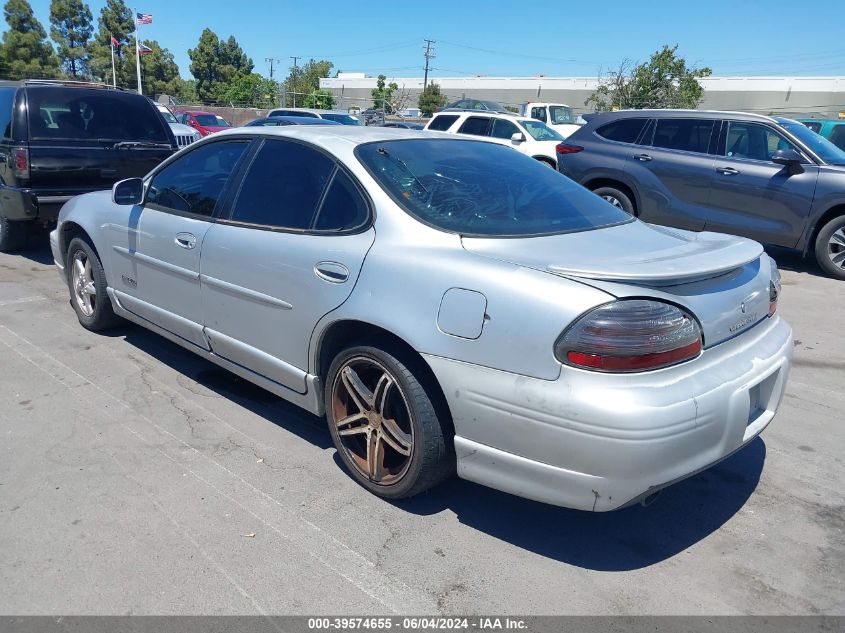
[829,125,845,151]
[146,140,250,217]
[229,139,335,230]
[530,107,547,123]
[0,87,16,138]
[458,116,492,136]
[427,114,458,131]
[651,119,714,154]
[26,87,169,142]
[314,170,369,231]
[595,118,647,144]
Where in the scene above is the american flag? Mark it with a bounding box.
[136,12,152,25]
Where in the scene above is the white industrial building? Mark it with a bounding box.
[320,75,845,118]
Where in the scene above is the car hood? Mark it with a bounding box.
[462,221,772,348]
[169,122,197,136]
[461,220,763,285]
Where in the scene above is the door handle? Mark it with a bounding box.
[633,154,652,162]
[315,262,349,283]
[717,167,740,176]
[175,232,197,249]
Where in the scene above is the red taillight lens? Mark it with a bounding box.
[12,147,29,178]
[556,143,584,154]
[555,300,703,372]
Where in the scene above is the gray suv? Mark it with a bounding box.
[556,110,845,279]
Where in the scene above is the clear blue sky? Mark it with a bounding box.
[13,0,845,80]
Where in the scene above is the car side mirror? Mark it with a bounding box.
[112,178,144,205]
[511,132,526,143]
[771,148,803,166]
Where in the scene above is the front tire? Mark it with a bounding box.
[66,237,121,331]
[0,215,30,253]
[325,345,453,499]
[815,215,845,280]
[592,186,635,215]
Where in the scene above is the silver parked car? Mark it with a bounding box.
[50,127,793,511]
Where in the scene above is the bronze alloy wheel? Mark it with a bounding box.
[330,356,414,486]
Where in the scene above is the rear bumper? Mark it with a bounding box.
[423,315,793,511]
[0,185,77,222]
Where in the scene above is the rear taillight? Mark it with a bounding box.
[555,300,702,372]
[556,143,584,154]
[12,147,29,179]
[769,258,781,317]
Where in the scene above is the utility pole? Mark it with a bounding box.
[423,39,435,90]
[290,56,300,107]
[265,57,279,80]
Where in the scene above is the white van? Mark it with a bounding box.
[519,102,580,137]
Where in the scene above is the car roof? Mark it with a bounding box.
[270,107,353,115]
[433,110,535,124]
[247,116,343,126]
[208,125,453,151]
[180,110,218,116]
[584,109,779,124]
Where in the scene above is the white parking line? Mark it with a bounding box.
[0,296,49,306]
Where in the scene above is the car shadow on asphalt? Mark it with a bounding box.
[764,245,824,277]
[117,326,333,450]
[116,320,765,573]
[395,438,766,572]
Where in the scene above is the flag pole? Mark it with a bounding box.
[110,34,117,87]
[134,9,142,94]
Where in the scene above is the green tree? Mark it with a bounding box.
[283,58,333,107]
[0,0,61,79]
[220,73,278,107]
[188,28,253,102]
[87,0,135,86]
[49,0,92,78]
[586,44,712,111]
[418,82,446,116]
[301,88,335,110]
[371,74,399,113]
[138,39,180,97]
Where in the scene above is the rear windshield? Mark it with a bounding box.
[549,105,574,124]
[321,113,362,126]
[27,88,169,142]
[356,139,631,237]
[195,114,230,127]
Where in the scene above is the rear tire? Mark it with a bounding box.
[815,215,845,280]
[66,237,122,331]
[325,345,453,500]
[592,186,635,215]
[0,215,29,253]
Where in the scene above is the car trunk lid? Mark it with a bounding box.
[461,221,772,348]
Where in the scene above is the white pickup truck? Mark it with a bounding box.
[519,102,581,137]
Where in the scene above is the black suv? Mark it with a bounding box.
[0,80,176,252]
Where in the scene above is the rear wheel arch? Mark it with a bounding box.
[583,178,639,215]
[314,319,455,440]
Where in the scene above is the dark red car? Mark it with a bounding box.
[176,110,232,136]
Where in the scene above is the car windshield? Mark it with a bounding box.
[549,105,574,124]
[160,111,178,124]
[321,113,363,126]
[356,139,630,237]
[779,118,845,165]
[521,120,564,141]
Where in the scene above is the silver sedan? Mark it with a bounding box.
[50,126,793,511]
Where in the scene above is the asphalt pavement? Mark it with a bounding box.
[0,239,842,615]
